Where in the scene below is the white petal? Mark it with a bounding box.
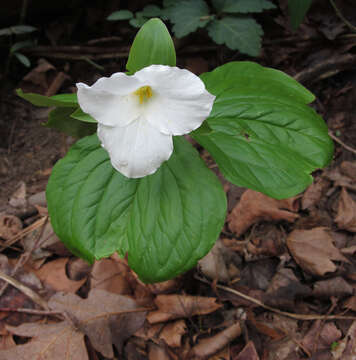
[76,73,143,127]
[135,65,215,135]
[98,118,173,178]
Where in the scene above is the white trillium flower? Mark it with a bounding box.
[76,65,215,178]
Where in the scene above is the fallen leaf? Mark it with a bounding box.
[0,254,43,325]
[313,276,353,299]
[198,240,240,283]
[332,321,356,359]
[340,161,356,180]
[159,320,187,348]
[147,295,221,323]
[286,228,349,276]
[1,322,88,360]
[34,258,86,293]
[49,289,147,358]
[90,257,130,295]
[264,268,311,310]
[190,322,241,358]
[301,321,342,354]
[9,181,27,208]
[0,334,16,350]
[228,190,299,236]
[67,257,92,281]
[0,214,22,241]
[301,178,330,210]
[343,296,356,312]
[148,341,170,360]
[335,188,356,232]
[235,341,260,360]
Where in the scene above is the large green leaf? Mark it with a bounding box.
[193,61,333,199]
[207,17,263,56]
[44,107,97,138]
[16,89,78,107]
[212,0,276,13]
[126,18,176,74]
[288,0,313,31]
[47,135,226,283]
[166,0,211,38]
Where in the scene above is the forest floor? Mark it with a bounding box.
[0,0,355,359]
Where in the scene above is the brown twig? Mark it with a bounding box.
[0,271,49,310]
[195,276,356,321]
[0,216,48,298]
[0,307,63,318]
[329,0,356,32]
[328,131,356,155]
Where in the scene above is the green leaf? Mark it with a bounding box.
[14,52,31,67]
[126,18,176,74]
[44,107,97,138]
[193,61,333,199]
[107,10,133,21]
[166,0,211,38]
[46,135,226,283]
[16,89,78,107]
[70,108,97,123]
[207,17,263,56]
[212,0,276,13]
[129,14,148,28]
[288,0,313,31]
[142,5,162,17]
[0,25,37,36]
[10,40,34,54]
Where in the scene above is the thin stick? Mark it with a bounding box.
[195,276,356,321]
[329,0,356,32]
[0,271,49,310]
[0,307,63,318]
[328,131,356,155]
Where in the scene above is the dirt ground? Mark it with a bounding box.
[0,0,356,359]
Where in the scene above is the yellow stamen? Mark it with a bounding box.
[134,85,153,104]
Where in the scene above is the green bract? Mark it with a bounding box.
[17,18,334,283]
[47,135,226,283]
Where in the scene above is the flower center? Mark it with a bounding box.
[134,85,153,104]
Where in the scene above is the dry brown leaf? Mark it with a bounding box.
[335,188,356,232]
[148,341,170,360]
[301,178,330,210]
[0,322,88,360]
[228,190,299,236]
[343,296,356,312]
[0,214,22,241]
[34,257,86,293]
[49,289,146,358]
[313,276,353,299]
[9,181,27,208]
[190,322,241,358]
[147,295,221,324]
[159,320,187,348]
[340,161,356,180]
[0,334,16,350]
[301,321,341,354]
[286,228,349,276]
[90,257,130,295]
[198,240,239,283]
[235,341,260,360]
[332,321,356,359]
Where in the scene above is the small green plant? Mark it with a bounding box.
[17,19,333,283]
[0,25,36,69]
[107,0,277,56]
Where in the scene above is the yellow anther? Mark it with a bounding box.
[134,85,153,104]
